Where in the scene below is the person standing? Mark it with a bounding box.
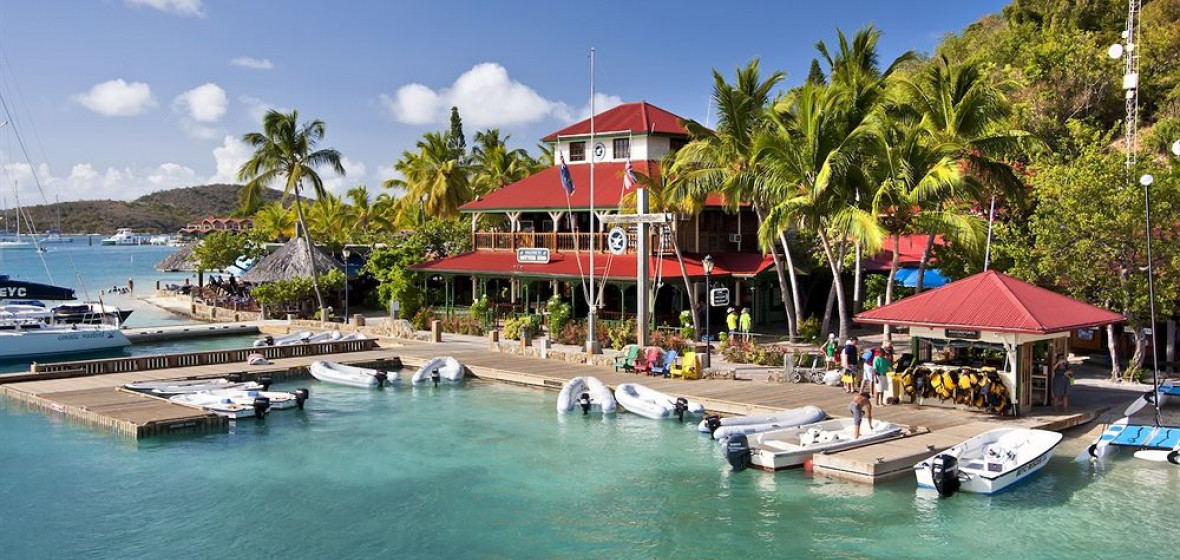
[841,337,859,393]
[850,392,873,439]
[862,346,877,393]
[872,348,892,406]
[822,333,838,370]
[738,307,752,341]
[127,278,134,293]
[1052,353,1072,412]
[726,307,738,337]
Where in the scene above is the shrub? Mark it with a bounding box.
[797,315,822,342]
[411,307,434,331]
[545,296,572,334]
[649,329,691,352]
[469,295,491,326]
[502,315,542,340]
[608,319,636,350]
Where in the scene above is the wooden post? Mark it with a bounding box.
[431,320,442,343]
[489,329,500,351]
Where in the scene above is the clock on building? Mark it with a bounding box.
[593,142,606,161]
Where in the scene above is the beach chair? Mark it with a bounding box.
[636,347,662,375]
[614,345,640,372]
[650,350,678,377]
[670,351,700,380]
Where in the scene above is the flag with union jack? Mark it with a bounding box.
[559,155,575,195]
[623,159,638,190]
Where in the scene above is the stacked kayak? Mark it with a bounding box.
[309,360,398,388]
[614,383,705,420]
[411,357,465,385]
[699,406,827,440]
[556,376,617,414]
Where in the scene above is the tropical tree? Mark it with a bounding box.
[305,192,351,251]
[346,185,394,240]
[384,131,472,220]
[253,202,296,242]
[237,109,345,320]
[469,129,543,195]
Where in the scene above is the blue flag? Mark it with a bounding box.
[559,155,575,195]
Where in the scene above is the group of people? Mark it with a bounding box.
[725,307,753,340]
[822,334,895,407]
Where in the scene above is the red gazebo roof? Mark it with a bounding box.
[540,101,689,142]
[854,270,1124,334]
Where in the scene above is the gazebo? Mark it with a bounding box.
[241,237,342,284]
[855,270,1124,414]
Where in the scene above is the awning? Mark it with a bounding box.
[895,267,949,288]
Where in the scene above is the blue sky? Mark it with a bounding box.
[0,0,1007,204]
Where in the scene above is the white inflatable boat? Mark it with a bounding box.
[127,378,262,396]
[246,353,270,366]
[699,406,827,440]
[556,376,617,414]
[613,383,705,420]
[915,428,1063,496]
[253,331,313,347]
[748,418,904,470]
[411,357,465,384]
[309,360,397,388]
[170,389,308,418]
[304,331,343,344]
[338,332,369,341]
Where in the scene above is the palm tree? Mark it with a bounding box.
[253,202,296,242]
[346,185,394,240]
[384,132,472,220]
[237,109,345,320]
[306,192,351,251]
[469,129,542,195]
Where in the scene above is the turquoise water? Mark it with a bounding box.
[1,380,1177,559]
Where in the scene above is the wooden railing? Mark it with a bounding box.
[10,338,379,379]
[472,231,671,254]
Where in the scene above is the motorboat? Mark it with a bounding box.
[699,406,827,440]
[613,383,705,420]
[309,360,398,388]
[127,377,263,396]
[411,356,464,385]
[253,331,314,347]
[100,228,143,246]
[0,320,130,359]
[170,388,308,418]
[915,428,1064,496]
[744,418,904,471]
[556,376,617,414]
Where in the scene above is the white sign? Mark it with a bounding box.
[603,213,672,224]
[516,248,551,264]
[709,287,730,307]
[607,227,628,255]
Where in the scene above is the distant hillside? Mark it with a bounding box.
[14,184,283,235]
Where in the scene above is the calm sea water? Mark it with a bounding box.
[1,380,1176,560]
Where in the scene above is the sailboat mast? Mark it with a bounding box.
[586,46,598,353]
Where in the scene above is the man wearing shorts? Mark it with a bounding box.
[872,349,892,406]
[850,392,873,439]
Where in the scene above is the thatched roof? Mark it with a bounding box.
[241,236,341,283]
[155,245,198,272]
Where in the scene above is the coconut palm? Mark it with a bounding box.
[237,109,345,320]
[384,132,472,220]
[253,202,296,242]
[305,192,351,251]
[346,185,394,240]
[469,129,542,195]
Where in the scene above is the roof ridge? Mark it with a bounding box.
[640,102,651,132]
[987,271,1040,330]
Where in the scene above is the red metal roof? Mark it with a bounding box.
[540,102,689,142]
[854,270,1125,334]
[410,251,773,281]
[865,234,943,272]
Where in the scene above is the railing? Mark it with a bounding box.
[11,338,379,379]
[472,231,672,254]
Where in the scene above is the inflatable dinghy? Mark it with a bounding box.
[699,406,827,440]
[411,357,464,385]
[309,360,398,388]
[556,376,617,414]
[613,383,705,420]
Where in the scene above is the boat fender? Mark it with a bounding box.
[931,454,960,498]
[704,415,722,434]
[252,396,271,419]
[673,397,689,422]
[258,376,273,391]
[389,357,403,369]
[1168,450,1180,466]
[724,434,751,472]
[431,369,441,387]
[578,392,592,415]
[294,388,310,410]
[374,371,389,387]
[227,373,243,383]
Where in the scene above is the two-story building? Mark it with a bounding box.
[412,101,784,333]
[180,216,254,236]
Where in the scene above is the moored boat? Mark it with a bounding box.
[411,356,464,385]
[125,376,262,396]
[0,321,129,359]
[309,360,397,388]
[170,388,308,418]
[556,376,616,414]
[613,383,705,420]
[699,406,827,440]
[914,428,1063,496]
[743,418,903,471]
[253,331,314,347]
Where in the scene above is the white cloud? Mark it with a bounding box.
[320,157,366,197]
[551,93,625,123]
[379,62,621,127]
[173,83,227,122]
[3,160,199,203]
[125,0,204,17]
[239,95,283,123]
[210,135,252,183]
[230,57,274,70]
[73,79,157,117]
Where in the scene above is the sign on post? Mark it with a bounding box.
[603,213,673,224]
[516,248,550,264]
[709,287,730,307]
[607,227,628,255]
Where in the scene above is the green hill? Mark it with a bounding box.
[13,184,283,235]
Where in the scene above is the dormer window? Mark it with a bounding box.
[613,138,630,160]
[569,141,586,162]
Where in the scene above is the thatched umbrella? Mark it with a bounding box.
[241,236,341,283]
[155,245,198,272]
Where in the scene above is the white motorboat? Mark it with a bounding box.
[171,388,308,418]
[309,360,398,388]
[915,428,1064,496]
[699,406,828,440]
[556,376,617,414]
[253,331,314,347]
[100,228,143,246]
[0,321,129,359]
[745,418,904,471]
[613,383,705,420]
[411,356,464,385]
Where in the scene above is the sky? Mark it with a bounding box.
[0,0,1009,206]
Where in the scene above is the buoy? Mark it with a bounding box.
[803,459,814,472]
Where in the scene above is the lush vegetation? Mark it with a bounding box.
[191,230,265,272]
[251,269,346,310]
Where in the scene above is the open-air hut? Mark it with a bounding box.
[241,236,342,284]
[154,244,197,272]
[855,270,1124,415]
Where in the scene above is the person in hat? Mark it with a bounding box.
[738,307,752,340]
[822,333,839,370]
[841,337,860,393]
[726,307,738,336]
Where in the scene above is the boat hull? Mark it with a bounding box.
[556,376,617,414]
[748,418,903,471]
[614,383,705,420]
[913,428,1063,494]
[309,360,391,388]
[0,325,129,359]
[411,357,464,384]
[701,406,827,440]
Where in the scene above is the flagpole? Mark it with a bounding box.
[586,47,600,354]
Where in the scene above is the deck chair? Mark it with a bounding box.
[636,347,662,375]
[670,351,700,380]
[650,350,678,377]
[613,345,640,372]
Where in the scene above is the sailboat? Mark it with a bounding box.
[0,189,35,250]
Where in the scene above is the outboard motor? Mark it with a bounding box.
[258,376,273,391]
[374,370,389,388]
[227,373,243,383]
[704,415,722,435]
[252,396,271,419]
[431,369,441,387]
[264,335,275,346]
[294,388,310,410]
[389,357,403,369]
[931,454,961,497]
[673,397,689,422]
[724,434,751,472]
[578,392,592,415]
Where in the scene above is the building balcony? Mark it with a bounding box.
[472,231,674,254]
